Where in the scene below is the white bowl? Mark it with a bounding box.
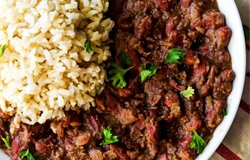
[0,0,246,159]
[196,0,246,159]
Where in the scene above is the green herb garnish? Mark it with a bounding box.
[100,126,119,145]
[108,62,134,88]
[19,149,35,160]
[243,24,250,40]
[190,130,207,154]
[84,40,94,53]
[1,136,11,149]
[118,52,132,65]
[164,48,186,64]
[180,87,194,100]
[223,109,228,116]
[140,63,157,83]
[0,44,7,57]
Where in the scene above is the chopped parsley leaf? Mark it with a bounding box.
[140,63,157,83]
[180,87,194,100]
[223,109,228,116]
[84,40,94,53]
[118,52,132,65]
[1,136,11,149]
[0,44,7,57]
[108,62,134,88]
[19,149,35,160]
[165,48,186,64]
[100,126,119,145]
[190,130,207,154]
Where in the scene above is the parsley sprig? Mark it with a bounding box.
[19,149,35,160]
[223,109,228,116]
[243,24,250,40]
[165,48,186,64]
[118,52,131,65]
[1,136,11,149]
[180,87,194,100]
[140,63,157,83]
[84,40,94,53]
[108,62,134,88]
[0,44,7,57]
[100,126,119,145]
[190,130,207,154]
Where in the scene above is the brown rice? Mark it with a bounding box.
[0,0,114,127]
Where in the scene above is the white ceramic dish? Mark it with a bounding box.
[0,0,246,159]
[196,0,246,159]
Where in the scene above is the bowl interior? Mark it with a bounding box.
[0,0,246,159]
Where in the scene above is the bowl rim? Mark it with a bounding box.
[196,0,246,159]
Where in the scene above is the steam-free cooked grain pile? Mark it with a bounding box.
[0,0,114,126]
